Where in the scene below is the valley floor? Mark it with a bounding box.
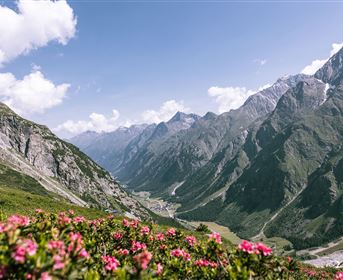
[132,191,294,255]
[132,191,180,218]
[132,190,343,268]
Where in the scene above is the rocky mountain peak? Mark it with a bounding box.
[237,74,309,121]
[273,77,327,119]
[203,111,217,120]
[147,112,201,139]
[315,46,343,85]
[168,111,200,124]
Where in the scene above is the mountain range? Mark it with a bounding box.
[70,47,343,249]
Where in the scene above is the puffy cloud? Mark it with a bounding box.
[301,43,343,75]
[208,86,255,113]
[141,100,190,123]
[0,0,76,66]
[54,110,126,134]
[0,70,69,115]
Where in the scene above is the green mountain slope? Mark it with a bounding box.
[0,163,105,219]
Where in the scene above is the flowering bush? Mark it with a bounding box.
[0,210,339,279]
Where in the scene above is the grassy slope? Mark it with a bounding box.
[0,162,106,219]
[0,162,183,228]
[0,185,106,220]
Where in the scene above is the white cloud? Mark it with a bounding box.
[54,110,126,134]
[0,0,76,66]
[254,58,267,66]
[208,86,255,113]
[141,100,190,123]
[0,70,69,115]
[55,100,190,136]
[258,83,272,91]
[301,43,343,75]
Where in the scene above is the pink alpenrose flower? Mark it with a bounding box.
[208,232,222,244]
[134,250,152,270]
[335,272,343,280]
[102,256,120,271]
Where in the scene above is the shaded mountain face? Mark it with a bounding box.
[115,112,202,193]
[178,48,343,249]
[69,125,148,174]
[0,104,149,219]
[168,74,311,205]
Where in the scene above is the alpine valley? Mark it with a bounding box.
[70,47,343,251]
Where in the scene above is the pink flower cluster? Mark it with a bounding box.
[47,240,66,270]
[140,226,150,235]
[68,232,89,259]
[52,255,65,270]
[46,231,89,271]
[12,239,38,263]
[133,250,152,270]
[113,232,123,240]
[48,240,66,254]
[7,215,30,228]
[122,219,130,227]
[166,228,176,237]
[208,232,222,244]
[238,240,272,256]
[117,249,129,256]
[156,263,163,275]
[102,256,120,271]
[185,235,197,247]
[131,241,147,253]
[40,272,52,280]
[336,272,343,280]
[58,212,72,225]
[73,216,86,223]
[194,259,218,268]
[155,232,165,241]
[89,218,104,228]
[123,218,139,228]
[170,248,191,261]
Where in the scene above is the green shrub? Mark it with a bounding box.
[0,211,340,279]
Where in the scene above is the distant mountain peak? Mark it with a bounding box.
[168,111,200,123]
[203,112,217,120]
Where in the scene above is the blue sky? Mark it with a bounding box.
[1,0,343,137]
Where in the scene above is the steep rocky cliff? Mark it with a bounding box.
[0,103,149,219]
